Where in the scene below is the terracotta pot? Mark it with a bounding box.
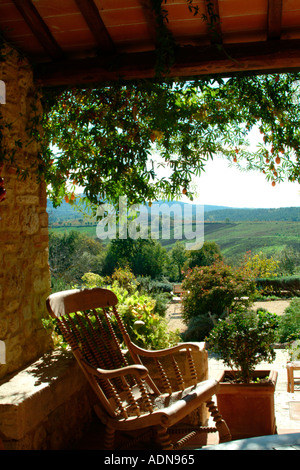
[216,370,278,441]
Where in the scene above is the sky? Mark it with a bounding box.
[184,156,300,209]
[179,126,300,210]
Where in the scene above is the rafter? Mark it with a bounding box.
[74,0,115,53]
[12,0,64,60]
[140,0,158,46]
[267,0,282,40]
[204,0,222,44]
[36,39,300,87]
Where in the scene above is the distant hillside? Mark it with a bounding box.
[205,206,300,222]
[47,198,300,223]
[46,199,231,224]
[203,220,300,265]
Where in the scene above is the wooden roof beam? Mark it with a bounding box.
[204,0,222,44]
[74,0,116,53]
[140,0,159,46]
[268,0,282,40]
[36,39,300,87]
[12,0,64,60]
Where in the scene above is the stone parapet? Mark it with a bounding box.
[0,343,210,449]
[0,349,93,450]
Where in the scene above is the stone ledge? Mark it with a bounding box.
[0,349,93,449]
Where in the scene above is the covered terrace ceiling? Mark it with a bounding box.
[1,0,300,87]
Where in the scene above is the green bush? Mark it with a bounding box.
[184,241,223,270]
[255,276,300,297]
[80,271,180,350]
[243,251,279,279]
[110,265,139,293]
[181,259,255,325]
[207,308,279,383]
[136,276,173,294]
[182,315,215,343]
[81,272,106,287]
[277,298,300,343]
[151,291,172,316]
[108,283,180,349]
[50,276,74,293]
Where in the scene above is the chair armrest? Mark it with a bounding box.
[81,358,149,381]
[129,341,200,359]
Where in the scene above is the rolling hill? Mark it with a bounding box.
[47,198,300,223]
[47,200,299,266]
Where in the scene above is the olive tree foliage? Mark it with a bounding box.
[41,73,300,209]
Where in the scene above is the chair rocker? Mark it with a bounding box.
[46,287,231,450]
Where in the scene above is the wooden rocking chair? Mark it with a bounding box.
[46,287,231,450]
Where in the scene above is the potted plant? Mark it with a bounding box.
[207,307,279,440]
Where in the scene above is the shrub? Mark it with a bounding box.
[81,272,106,287]
[50,276,74,293]
[151,291,172,316]
[243,251,279,279]
[118,294,179,350]
[80,271,179,350]
[136,276,173,294]
[277,298,300,343]
[255,276,300,297]
[110,265,139,293]
[207,308,279,383]
[182,315,215,343]
[184,241,223,270]
[181,259,255,325]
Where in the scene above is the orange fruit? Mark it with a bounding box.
[272,181,276,187]
[275,156,281,164]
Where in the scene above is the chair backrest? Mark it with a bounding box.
[46,288,154,419]
[47,287,119,316]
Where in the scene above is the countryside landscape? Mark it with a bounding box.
[48,199,300,270]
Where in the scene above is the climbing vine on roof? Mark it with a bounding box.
[41,73,300,208]
[0,1,299,209]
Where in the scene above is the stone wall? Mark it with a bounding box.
[0,349,93,450]
[0,43,52,379]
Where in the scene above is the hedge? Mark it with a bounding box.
[256,275,300,297]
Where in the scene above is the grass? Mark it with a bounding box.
[203,220,300,264]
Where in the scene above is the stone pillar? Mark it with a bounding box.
[0,43,52,379]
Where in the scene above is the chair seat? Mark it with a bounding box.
[104,379,219,431]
